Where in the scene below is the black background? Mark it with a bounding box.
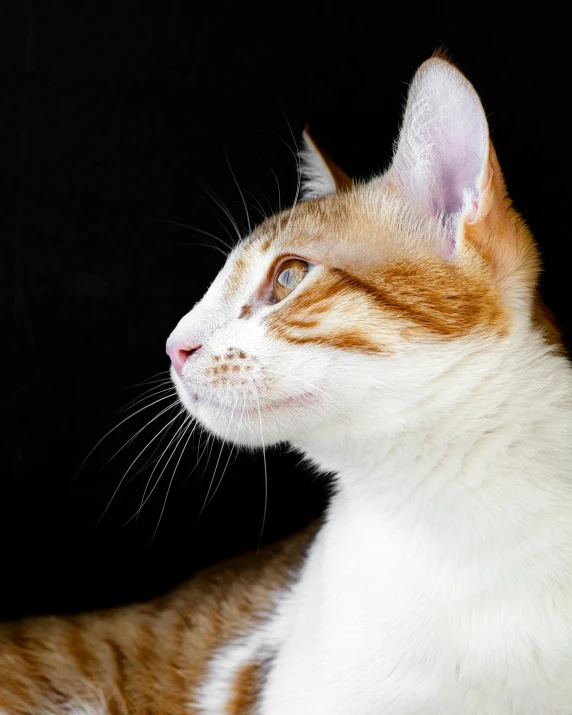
[2,5,570,621]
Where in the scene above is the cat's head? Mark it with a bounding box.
[166,57,543,450]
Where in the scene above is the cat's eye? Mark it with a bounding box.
[273,259,310,302]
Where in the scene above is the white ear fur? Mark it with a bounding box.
[299,131,338,199]
[387,58,489,239]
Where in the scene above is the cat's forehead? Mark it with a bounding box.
[249,188,370,259]
[227,184,446,287]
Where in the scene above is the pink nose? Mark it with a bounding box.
[166,341,202,375]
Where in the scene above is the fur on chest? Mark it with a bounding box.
[197,509,572,715]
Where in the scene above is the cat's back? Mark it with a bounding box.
[0,523,318,715]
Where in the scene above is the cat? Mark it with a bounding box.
[2,54,572,714]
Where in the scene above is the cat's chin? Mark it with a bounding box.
[171,371,322,447]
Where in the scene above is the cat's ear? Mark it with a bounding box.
[299,129,352,199]
[385,57,492,251]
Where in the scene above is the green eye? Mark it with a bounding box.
[274,259,309,302]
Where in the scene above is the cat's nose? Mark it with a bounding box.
[166,340,202,375]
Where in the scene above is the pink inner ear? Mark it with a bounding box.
[430,117,484,216]
[388,59,489,231]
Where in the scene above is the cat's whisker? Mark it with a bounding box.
[192,432,211,481]
[262,368,330,399]
[128,370,171,388]
[225,152,251,237]
[74,392,179,479]
[181,242,228,258]
[182,422,217,484]
[194,425,211,456]
[199,427,217,483]
[102,398,181,467]
[126,376,173,391]
[125,415,197,528]
[149,416,197,543]
[134,410,191,522]
[118,384,176,415]
[182,425,211,483]
[201,395,233,481]
[180,223,233,252]
[201,184,243,246]
[127,415,183,482]
[274,118,302,234]
[96,407,186,525]
[284,178,300,235]
[119,383,175,410]
[244,188,272,224]
[269,127,302,195]
[265,131,299,238]
[204,394,248,511]
[253,386,268,553]
[267,165,283,239]
[198,394,240,519]
[154,217,233,254]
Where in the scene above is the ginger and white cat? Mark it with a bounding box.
[2,56,572,714]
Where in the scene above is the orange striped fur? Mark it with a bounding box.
[0,524,318,714]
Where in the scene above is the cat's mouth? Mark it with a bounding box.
[190,390,318,417]
[170,367,321,443]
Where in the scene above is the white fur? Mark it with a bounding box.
[192,628,268,713]
[171,59,572,714]
[190,325,572,714]
[259,328,572,715]
[192,635,259,713]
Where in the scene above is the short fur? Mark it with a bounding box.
[2,57,572,714]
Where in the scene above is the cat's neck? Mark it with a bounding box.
[295,322,572,545]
